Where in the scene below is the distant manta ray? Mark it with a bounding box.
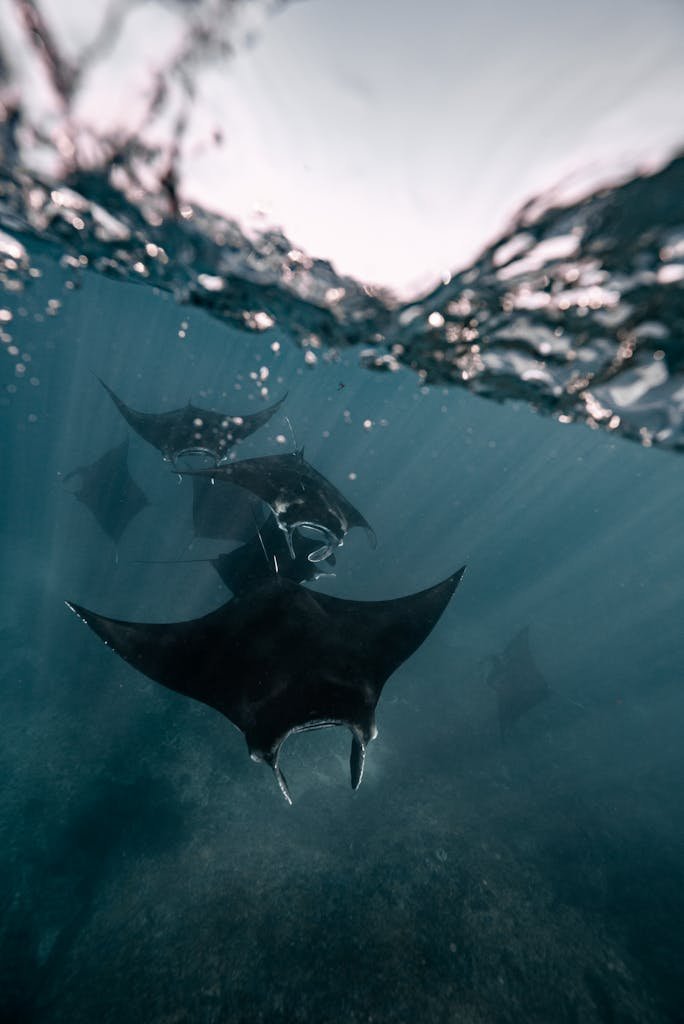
[97,376,286,464]
[63,438,149,544]
[181,449,376,561]
[67,568,465,803]
[485,626,550,740]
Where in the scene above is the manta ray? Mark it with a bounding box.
[208,517,337,593]
[137,516,337,593]
[67,567,465,803]
[63,439,149,544]
[98,377,286,464]
[485,626,550,739]
[181,449,376,561]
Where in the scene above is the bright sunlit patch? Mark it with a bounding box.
[657,264,684,284]
[0,232,26,261]
[198,273,225,291]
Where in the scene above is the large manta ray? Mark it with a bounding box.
[181,450,376,561]
[63,439,148,544]
[98,377,286,464]
[485,626,550,740]
[67,568,465,803]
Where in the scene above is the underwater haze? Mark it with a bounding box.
[1,1,684,1022]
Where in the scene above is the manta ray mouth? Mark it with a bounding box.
[256,720,372,805]
[171,445,226,464]
[287,522,339,563]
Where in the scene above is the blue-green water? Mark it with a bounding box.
[1,249,683,1023]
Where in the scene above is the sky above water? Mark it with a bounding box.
[184,0,684,292]
[4,0,684,294]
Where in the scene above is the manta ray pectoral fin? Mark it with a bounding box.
[350,733,366,790]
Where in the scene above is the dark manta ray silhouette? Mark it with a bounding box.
[67,567,465,803]
[181,449,376,561]
[98,376,286,464]
[63,439,148,544]
[207,517,337,594]
[485,626,550,740]
[136,516,337,593]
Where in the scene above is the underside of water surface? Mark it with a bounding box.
[1,2,684,1023]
